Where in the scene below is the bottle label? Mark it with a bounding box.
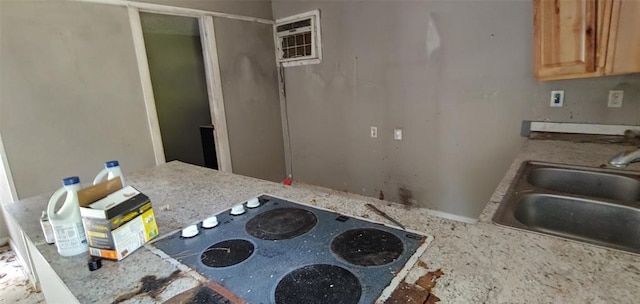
[53,222,87,249]
[40,220,55,244]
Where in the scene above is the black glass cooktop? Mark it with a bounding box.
[153,195,430,304]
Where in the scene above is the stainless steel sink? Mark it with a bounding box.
[514,194,640,251]
[493,161,640,254]
[527,167,640,201]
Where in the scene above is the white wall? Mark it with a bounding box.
[0,1,156,199]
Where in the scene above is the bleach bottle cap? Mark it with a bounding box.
[62,176,80,186]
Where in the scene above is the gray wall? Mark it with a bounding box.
[272,0,640,218]
[1,0,283,198]
[1,1,156,199]
[0,0,280,277]
[0,0,157,273]
[214,18,286,182]
[531,75,639,123]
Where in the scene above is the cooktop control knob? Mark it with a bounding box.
[181,225,199,238]
[246,197,260,208]
[230,204,245,215]
[202,216,219,229]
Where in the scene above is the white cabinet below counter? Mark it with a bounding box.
[26,236,79,304]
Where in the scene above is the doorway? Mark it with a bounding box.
[129,9,232,171]
[139,13,213,167]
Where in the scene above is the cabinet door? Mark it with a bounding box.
[534,0,599,80]
[605,0,640,75]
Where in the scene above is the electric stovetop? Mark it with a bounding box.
[153,194,431,304]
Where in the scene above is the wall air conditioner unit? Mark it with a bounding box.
[274,10,322,67]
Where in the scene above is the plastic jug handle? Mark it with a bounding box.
[47,186,66,219]
[93,168,108,185]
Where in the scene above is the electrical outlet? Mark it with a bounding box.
[394,129,402,140]
[608,90,624,108]
[550,90,564,107]
[370,126,378,138]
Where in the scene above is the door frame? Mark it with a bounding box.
[128,7,233,172]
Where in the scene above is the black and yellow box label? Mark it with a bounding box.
[80,186,159,261]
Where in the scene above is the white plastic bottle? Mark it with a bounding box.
[93,160,125,186]
[47,176,88,256]
[40,210,55,244]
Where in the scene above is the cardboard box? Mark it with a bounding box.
[78,181,159,260]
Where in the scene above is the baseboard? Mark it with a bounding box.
[8,238,28,268]
[419,208,478,224]
[8,238,40,290]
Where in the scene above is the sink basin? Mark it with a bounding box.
[493,161,640,254]
[514,194,640,252]
[527,167,640,201]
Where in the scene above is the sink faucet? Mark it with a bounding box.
[609,129,640,168]
[609,148,640,167]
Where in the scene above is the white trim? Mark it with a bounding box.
[275,9,319,24]
[530,122,640,136]
[71,0,274,24]
[276,65,293,177]
[420,208,478,224]
[377,236,432,303]
[281,58,322,67]
[0,133,18,201]
[200,16,233,172]
[9,235,39,289]
[8,238,29,273]
[314,9,323,64]
[273,20,293,177]
[128,7,166,165]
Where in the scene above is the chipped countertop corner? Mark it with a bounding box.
[3,137,640,303]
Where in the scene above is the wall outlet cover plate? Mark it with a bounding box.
[550,90,564,107]
[608,90,623,108]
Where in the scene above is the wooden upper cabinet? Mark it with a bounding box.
[534,0,598,79]
[534,0,640,81]
[606,0,640,75]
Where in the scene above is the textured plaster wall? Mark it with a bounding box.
[272,0,640,218]
[1,1,156,199]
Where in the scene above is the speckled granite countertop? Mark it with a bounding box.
[3,139,640,303]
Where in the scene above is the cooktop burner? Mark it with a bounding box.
[331,228,404,266]
[246,207,317,240]
[274,264,361,304]
[152,195,431,304]
[201,239,254,268]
